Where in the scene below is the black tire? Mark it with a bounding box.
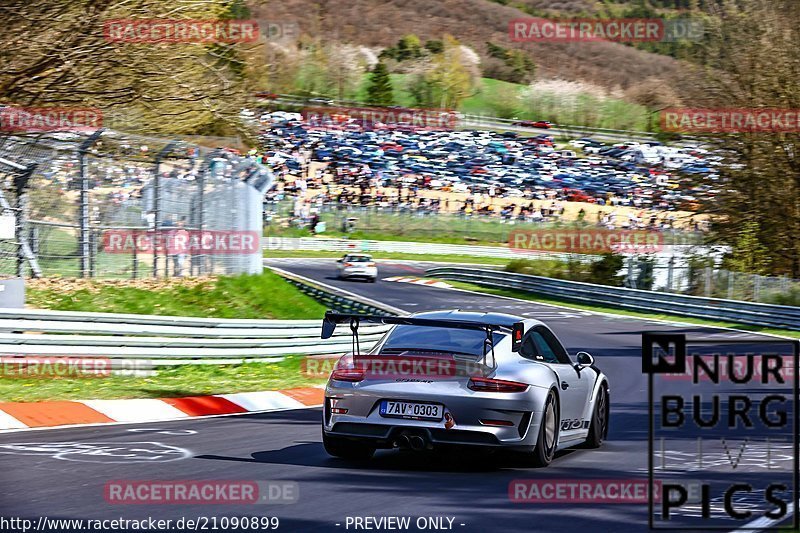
[531,390,559,467]
[369,277,377,283]
[585,384,609,448]
[323,431,375,460]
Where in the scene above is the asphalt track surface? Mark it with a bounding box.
[0,259,793,532]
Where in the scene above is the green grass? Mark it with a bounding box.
[446,280,800,339]
[354,73,649,130]
[0,356,328,402]
[26,271,328,319]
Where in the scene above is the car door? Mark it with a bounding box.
[527,327,591,441]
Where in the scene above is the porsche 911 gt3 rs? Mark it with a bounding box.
[320,310,610,466]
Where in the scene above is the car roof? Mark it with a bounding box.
[410,309,544,328]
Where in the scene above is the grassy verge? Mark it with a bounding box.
[0,356,328,402]
[25,271,327,319]
[8,274,332,402]
[263,248,509,266]
[446,280,800,339]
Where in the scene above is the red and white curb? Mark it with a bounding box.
[0,387,324,431]
[383,276,452,289]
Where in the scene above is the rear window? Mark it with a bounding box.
[379,325,504,357]
[345,255,372,262]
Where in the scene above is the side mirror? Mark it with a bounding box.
[576,351,595,367]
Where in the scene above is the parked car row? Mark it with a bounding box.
[259,119,718,210]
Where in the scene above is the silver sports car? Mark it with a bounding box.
[320,310,610,466]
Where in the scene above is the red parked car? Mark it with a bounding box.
[513,120,554,129]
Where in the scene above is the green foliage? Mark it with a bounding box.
[424,40,444,54]
[723,220,772,275]
[484,42,536,84]
[380,34,424,61]
[505,254,625,286]
[762,286,800,307]
[365,62,395,106]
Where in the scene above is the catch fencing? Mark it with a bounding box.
[0,130,273,279]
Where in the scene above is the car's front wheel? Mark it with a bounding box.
[531,390,559,467]
[323,431,376,460]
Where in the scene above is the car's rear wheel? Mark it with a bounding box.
[323,431,375,460]
[585,384,609,448]
[531,390,558,467]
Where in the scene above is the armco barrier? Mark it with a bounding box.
[268,266,405,316]
[426,266,800,331]
[0,269,400,364]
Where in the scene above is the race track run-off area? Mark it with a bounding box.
[0,258,790,532]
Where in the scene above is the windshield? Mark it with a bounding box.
[377,325,505,357]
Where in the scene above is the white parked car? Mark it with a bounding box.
[336,254,378,283]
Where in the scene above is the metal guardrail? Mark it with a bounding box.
[426,266,800,331]
[0,268,401,365]
[269,266,406,316]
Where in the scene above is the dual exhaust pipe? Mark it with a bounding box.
[395,432,428,451]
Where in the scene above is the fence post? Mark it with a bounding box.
[626,255,635,288]
[754,275,761,302]
[78,129,104,278]
[666,256,674,292]
[89,228,97,277]
[704,266,712,298]
[153,141,179,278]
[727,270,734,300]
[12,164,36,278]
[15,190,28,278]
[132,238,138,279]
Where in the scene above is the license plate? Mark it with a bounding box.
[379,400,443,421]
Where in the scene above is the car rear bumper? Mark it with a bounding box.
[323,381,545,449]
[340,267,377,279]
[324,421,535,452]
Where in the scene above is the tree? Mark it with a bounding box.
[396,34,422,61]
[0,0,256,136]
[685,0,800,276]
[365,62,394,106]
[424,35,476,109]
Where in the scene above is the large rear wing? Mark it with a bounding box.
[320,311,525,353]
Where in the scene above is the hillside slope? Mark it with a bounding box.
[254,0,686,90]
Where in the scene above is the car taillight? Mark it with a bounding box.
[344,262,353,267]
[366,262,376,267]
[468,377,528,393]
[331,368,365,382]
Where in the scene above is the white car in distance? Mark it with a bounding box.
[336,254,378,283]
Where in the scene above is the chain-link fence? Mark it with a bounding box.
[262,197,704,246]
[0,130,273,279]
